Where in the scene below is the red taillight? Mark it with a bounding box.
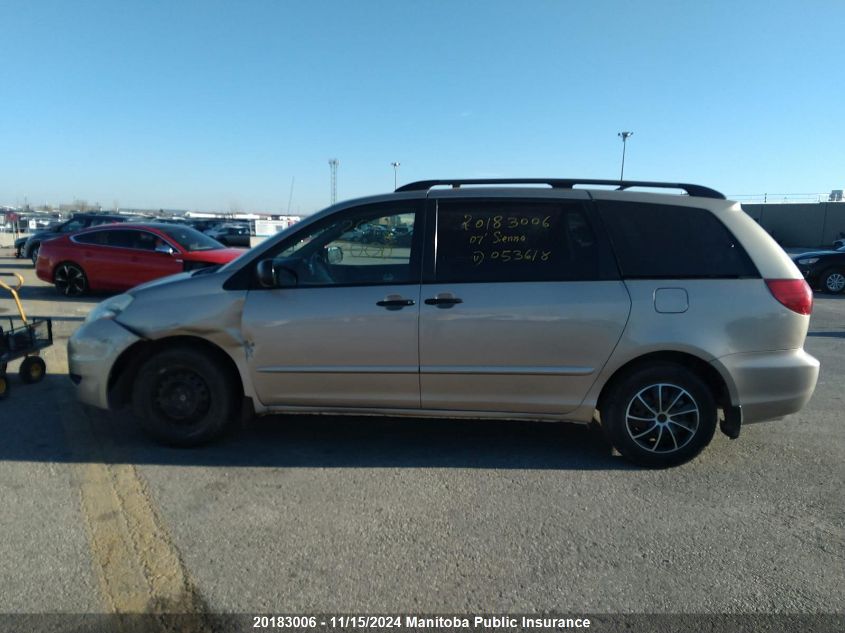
[765,279,813,315]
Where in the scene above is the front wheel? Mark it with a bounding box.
[0,374,8,400]
[601,363,717,467]
[30,244,40,266]
[822,269,845,294]
[54,263,88,297]
[132,347,237,447]
[19,356,46,384]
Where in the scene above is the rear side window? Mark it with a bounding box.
[73,230,106,245]
[435,200,601,283]
[75,229,156,250]
[598,202,758,279]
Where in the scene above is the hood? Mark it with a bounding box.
[792,250,841,259]
[182,247,246,264]
[128,271,196,295]
[26,230,61,243]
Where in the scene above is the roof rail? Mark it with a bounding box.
[395,178,725,200]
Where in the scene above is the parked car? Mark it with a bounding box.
[791,244,845,294]
[36,223,244,296]
[205,224,252,248]
[14,222,62,257]
[20,214,130,265]
[68,179,819,467]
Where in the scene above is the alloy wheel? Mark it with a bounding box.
[54,264,87,296]
[624,383,700,454]
[824,272,845,293]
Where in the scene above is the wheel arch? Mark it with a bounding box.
[52,260,86,280]
[107,335,246,412]
[597,350,732,415]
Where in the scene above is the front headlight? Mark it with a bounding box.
[797,257,819,265]
[84,294,134,324]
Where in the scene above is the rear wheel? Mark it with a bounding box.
[0,374,8,400]
[132,347,236,446]
[20,356,46,384]
[30,244,40,266]
[54,263,88,297]
[601,363,717,467]
[822,269,845,294]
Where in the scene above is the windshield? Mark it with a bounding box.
[159,225,225,252]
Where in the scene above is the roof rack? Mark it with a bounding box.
[395,178,725,200]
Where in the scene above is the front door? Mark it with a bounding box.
[241,201,423,409]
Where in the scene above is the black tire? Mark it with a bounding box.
[132,347,237,447]
[30,243,40,266]
[600,363,718,467]
[54,262,88,297]
[19,356,46,384]
[821,269,845,294]
[0,374,8,400]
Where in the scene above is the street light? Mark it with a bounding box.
[390,162,401,190]
[617,131,633,182]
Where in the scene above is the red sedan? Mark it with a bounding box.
[36,223,246,296]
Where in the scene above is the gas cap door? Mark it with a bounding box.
[654,287,689,313]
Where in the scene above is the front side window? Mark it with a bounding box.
[60,219,86,233]
[73,230,106,245]
[434,200,600,283]
[267,203,419,287]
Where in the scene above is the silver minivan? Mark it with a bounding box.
[68,179,819,466]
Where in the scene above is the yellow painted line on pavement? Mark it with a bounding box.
[53,349,210,632]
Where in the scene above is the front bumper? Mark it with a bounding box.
[711,348,820,424]
[68,318,141,410]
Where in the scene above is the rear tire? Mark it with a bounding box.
[132,347,236,447]
[601,363,717,467]
[821,269,845,294]
[0,374,8,400]
[30,244,40,266]
[19,356,46,384]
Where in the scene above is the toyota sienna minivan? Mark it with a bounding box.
[68,179,820,466]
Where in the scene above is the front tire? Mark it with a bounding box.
[601,363,717,467]
[132,347,237,447]
[30,244,40,266]
[54,263,88,297]
[19,356,46,384]
[821,269,845,294]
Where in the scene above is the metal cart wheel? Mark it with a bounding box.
[20,356,46,384]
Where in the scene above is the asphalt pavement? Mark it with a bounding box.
[0,247,842,625]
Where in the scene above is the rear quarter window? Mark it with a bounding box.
[598,201,759,278]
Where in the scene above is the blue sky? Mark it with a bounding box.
[1,1,843,214]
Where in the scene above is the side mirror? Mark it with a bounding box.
[256,259,298,288]
[155,244,176,255]
[326,245,343,265]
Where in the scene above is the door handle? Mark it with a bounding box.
[424,294,463,308]
[376,296,415,310]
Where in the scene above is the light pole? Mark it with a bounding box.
[328,159,338,204]
[617,131,633,182]
[390,162,401,190]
